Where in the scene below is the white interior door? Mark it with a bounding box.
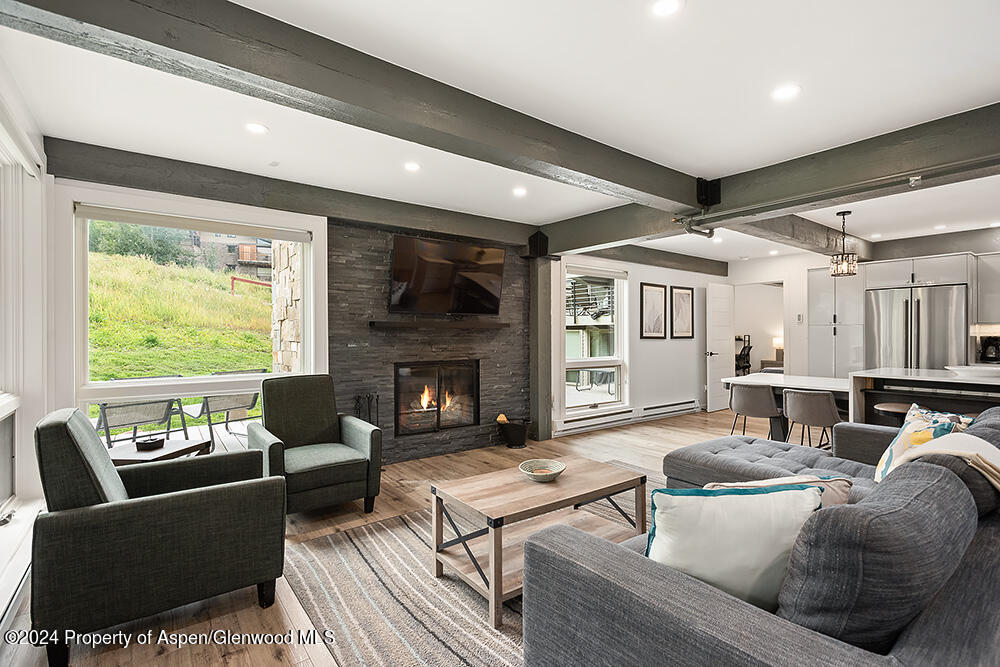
[706,283,735,412]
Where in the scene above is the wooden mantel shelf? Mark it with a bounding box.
[368,320,510,330]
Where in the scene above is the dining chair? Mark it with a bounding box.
[782,389,842,448]
[729,384,782,439]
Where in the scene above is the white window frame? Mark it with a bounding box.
[554,258,630,422]
[54,180,328,407]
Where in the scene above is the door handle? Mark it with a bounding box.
[914,298,921,369]
[903,299,910,369]
[705,351,719,357]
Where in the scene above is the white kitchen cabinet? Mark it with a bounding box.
[834,325,865,377]
[834,271,865,325]
[808,268,835,325]
[978,254,1000,323]
[808,325,835,377]
[912,255,969,286]
[808,267,865,377]
[864,260,913,289]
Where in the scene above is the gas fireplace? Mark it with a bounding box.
[394,360,480,436]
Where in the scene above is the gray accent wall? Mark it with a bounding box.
[328,220,530,464]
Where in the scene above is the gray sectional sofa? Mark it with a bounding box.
[523,409,1000,666]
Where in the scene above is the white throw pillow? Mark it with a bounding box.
[704,474,852,506]
[646,485,822,610]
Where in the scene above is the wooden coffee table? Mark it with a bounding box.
[109,438,212,465]
[430,455,646,628]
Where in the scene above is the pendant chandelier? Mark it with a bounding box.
[830,210,857,277]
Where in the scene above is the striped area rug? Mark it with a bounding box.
[284,460,663,666]
[285,509,523,666]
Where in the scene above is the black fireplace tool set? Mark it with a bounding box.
[353,392,380,427]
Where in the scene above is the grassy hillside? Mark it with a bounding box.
[88,252,271,434]
[89,252,272,380]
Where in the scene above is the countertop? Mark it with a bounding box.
[850,367,1000,386]
[722,373,850,393]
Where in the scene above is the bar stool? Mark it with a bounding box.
[874,402,911,427]
[783,389,842,448]
[729,384,782,439]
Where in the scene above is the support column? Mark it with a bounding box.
[529,257,554,442]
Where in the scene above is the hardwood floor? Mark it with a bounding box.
[2,409,777,666]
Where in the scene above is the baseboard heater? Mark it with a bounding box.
[555,399,700,436]
[640,399,700,419]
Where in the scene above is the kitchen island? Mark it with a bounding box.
[850,368,1000,425]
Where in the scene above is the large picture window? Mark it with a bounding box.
[75,204,315,439]
[564,269,626,411]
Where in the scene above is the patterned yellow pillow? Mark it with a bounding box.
[874,404,974,481]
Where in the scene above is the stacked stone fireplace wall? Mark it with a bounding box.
[328,220,531,464]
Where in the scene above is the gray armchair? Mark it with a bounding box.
[32,408,285,667]
[249,374,382,514]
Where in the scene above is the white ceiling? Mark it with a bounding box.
[637,228,809,262]
[0,28,621,225]
[801,174,1000,240]
[234,0,1000,179]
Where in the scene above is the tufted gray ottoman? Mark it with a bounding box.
[662,435,877,503]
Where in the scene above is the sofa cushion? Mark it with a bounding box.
[917,453,998,516]
[776,461,977,654]
[662,436,876,502]
[967,406,1000,447]
[283,443,367,494]
[35,408,129,511]
[887,511,1000,663]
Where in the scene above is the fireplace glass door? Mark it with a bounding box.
[395,360,479,436]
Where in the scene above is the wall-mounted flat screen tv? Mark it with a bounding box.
[389,236,505,315]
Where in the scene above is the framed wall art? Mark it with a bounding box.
[670,286,694,339]
[640,282,666,339]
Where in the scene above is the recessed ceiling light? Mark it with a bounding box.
[245,122,269,135]
[870,233,882,239]
[268,161,280,168]
[934,224,947,230]
[651,0,685,17]
[739,256,750,261]
[404,162,421,172]
[769,250,780,256]
[712,237,723,244]
[771,82,801,102]
[512,186,528,198]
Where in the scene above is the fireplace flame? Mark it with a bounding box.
[444,390,453,410]
[420,385,433,410]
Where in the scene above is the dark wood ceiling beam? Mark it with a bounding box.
[543,104,1000,253]
[0,0,699,212]
[45,138,536,245]
[694,103,1000,226]
[543,204,871,258]
[583,245,728,276]
[730,215,873,261]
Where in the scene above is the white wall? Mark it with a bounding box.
[627,263,716,411]
[734,283,784,371]
[727,253,828,375]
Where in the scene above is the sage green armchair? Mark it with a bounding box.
[32,408,286,667]
[249,374,382,514]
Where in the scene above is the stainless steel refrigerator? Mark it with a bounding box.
[864,284,968,369]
